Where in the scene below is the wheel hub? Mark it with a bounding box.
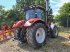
[36,28,45,43]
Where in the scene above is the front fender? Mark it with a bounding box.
[50,23,56,30]
[12,20,25,28]
[24,18,44,27]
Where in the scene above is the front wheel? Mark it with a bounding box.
[50,26,58,38]
[26,23,47,49]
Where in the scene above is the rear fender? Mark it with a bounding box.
[24,18,46,27]
[12,20,25,28]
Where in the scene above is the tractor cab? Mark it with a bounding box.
[24,5,46,21]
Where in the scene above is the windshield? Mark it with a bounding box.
[25,9,44,20]
[26,10,35,20]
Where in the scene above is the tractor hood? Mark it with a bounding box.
[12,20,25,28]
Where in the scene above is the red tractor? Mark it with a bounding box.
[13,0,58,49]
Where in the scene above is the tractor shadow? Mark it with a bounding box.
[17,35,70,52]
[17,42,45,52]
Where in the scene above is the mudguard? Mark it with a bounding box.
[50,23,56,30]
[12,20,25,28]
[24,18,45,27]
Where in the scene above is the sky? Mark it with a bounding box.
[0,0,16,10]
[0,0,70,15]
[50,0,70,15]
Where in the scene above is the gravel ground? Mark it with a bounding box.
[0,32,70,52]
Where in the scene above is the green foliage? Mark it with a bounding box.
[0,5,5,14]
[0,5,5,25]
[59,3,70,15]
[55,3,70,27]
[16,0,45,10]
[0,5,24,28]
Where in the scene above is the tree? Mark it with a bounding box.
[3,9,23,26]
[55,3,70,27]
[59,3,70,15]
[0,5,5,14]
[0,5,5,25]
[16,0,45,10]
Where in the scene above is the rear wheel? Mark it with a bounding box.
[14,28,27,43]
[14,28,22,40]
[26,23,47,49]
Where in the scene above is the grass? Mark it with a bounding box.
[0,28,70,52]
[44,31,70,52]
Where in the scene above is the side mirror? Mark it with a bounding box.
[47,8,53,21]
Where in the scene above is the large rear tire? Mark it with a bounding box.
[26,23,47,49]
[14,28,27,43]
[14,28,22,40]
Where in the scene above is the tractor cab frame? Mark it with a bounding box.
[25,5,46,21]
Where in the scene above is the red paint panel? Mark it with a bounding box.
[24,18,42,26]
[12,20,25,28]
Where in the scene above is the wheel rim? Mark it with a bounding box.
[36,28,45,43]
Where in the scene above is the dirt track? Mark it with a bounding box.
[0,32,70,52]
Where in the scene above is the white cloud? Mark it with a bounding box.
[51,0,70,15]
[50,0,57,3]
[60,0,70,3]
[53,8,59,15]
